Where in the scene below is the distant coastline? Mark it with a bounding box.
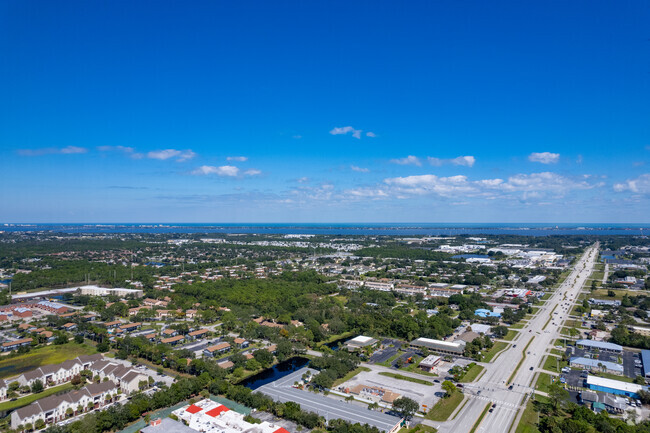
[1,223,649,236]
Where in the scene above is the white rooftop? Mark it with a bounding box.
[587,375,647,393]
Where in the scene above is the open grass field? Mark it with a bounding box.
[332,366,371,387]
[0,343,97,379]
[0,382,74,412]
[483,342,508,363]
[590,289,632,301]
[542,355,567,373]
[503,330,519,341]
[458,364,485,383]
[425,391,464,421]
[515,399,541,433]
[534,372,556,394]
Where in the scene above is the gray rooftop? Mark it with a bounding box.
[576,339,622,351]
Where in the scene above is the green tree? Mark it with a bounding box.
[392,397,419,420]
[30,380,44,394]
[442,380,456,397]
[548,382,569,412]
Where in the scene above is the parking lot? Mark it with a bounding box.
[571,347,642,379]
[336,368,441,409]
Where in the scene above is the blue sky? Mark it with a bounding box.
[1,1,649,223]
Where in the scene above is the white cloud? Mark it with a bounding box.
[366,132,377,138]
[330,126,362,139]
[614,174,650,194]
[428,155,476,167]
[60,146,88,154]
[390,155,422,166]
[350,165,370,173]
[244,169,262,176]
[97,145,143,158]
[528,152,560,164]
[192,165,240,177]
[147,149,196,162]
[297,177,310,183]
[18,146,88,156]
[227,156,248,162]
[382,172,595,198]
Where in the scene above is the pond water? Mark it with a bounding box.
[240,356,309,390]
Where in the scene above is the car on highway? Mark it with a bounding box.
[508,385,514,390]
[529,367,534,370]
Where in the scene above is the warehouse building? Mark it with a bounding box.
[586,375,648,398]
[569,357,623,375]
[642,350,650,378]
[344,335,379,351]
[410,337,465,355]
[575,340,622,354]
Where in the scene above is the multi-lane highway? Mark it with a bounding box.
[429,244,599,433]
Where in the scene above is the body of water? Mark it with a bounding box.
[239,357,309,390]
[2,223,649,236]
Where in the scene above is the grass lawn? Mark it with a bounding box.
[503,330,519,341]
[483,342,508,363]
[0,343,97,379]
[564,319,585,328]
[550,349,563,356]
[332,366,371,387]
[378,372,433,386]
[458,364,485,383]
[590,289,631,301]
[570,305,584,316]
[425,391,464,421]
[511,323,526,329]
[535,372,556,394]
[400,424,437,433]
[0,382,74,412]
[515,398,542,433]
[540,293,551,301]
[542,355,567,373]
[402,361,438,377]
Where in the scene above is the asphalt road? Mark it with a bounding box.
[427,244,600,433]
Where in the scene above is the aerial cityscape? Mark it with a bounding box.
[1,2,649,433]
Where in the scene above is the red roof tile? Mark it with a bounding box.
[205,405,229,417]
[186,404,203,414]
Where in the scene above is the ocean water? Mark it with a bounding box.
[2,223,649,236]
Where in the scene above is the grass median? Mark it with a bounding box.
[332,366,371,387]
[458,364,485,383]
[483,342,508,363]
[378,372,433,386]
[508,337,534,384]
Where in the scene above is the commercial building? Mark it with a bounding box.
[588,299,621,307]
[474,308,501,318]
[141,418,197,433]
[344,335,379,351]
[576,340,622,354]
[642,350,650,378]
[77,285,144,298]
[586,375,648,398]
[410,337,465,355]
[419,355,441,372]
[173,399,288,433]
[469,324,492,335]
[569,357,624,375]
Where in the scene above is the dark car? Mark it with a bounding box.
[529,367,534,370]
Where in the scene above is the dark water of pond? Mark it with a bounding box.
[240,356,309,390]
